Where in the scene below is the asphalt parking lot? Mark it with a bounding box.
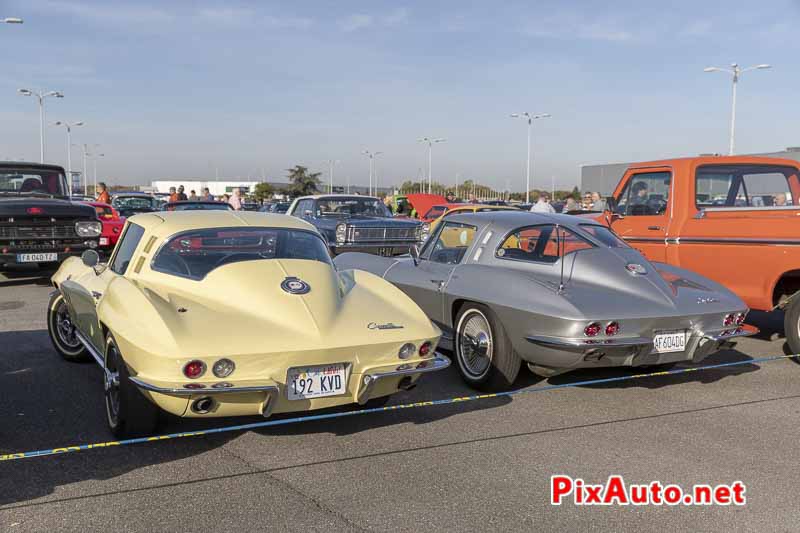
[2,272,800,532]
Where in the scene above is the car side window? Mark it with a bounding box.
[616,171,671,216]
[427,222,477,265]
[497,224,593,264]
[110,223,145,275]
[294,200,312,216]
[695,164,796,208]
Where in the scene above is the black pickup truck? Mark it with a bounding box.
[0,162,101,269]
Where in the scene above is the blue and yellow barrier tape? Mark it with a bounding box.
[2,353,797,462]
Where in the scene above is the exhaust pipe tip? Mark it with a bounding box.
[191,396,214,414]
[397,376,416,391]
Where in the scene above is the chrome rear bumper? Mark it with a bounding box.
[357,354,451,404]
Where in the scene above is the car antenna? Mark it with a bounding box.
[557,224,565,294]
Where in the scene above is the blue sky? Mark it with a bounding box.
[1,0,798,189]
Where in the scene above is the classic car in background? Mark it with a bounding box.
[288,194,428,256]
[334,211,755,391]
[427,204,517,233]
[0,162,101,269]
[84,201,124,252]
[47,211,448,437]
[163,200,233,211]
[111,192,160,218]
[260,201,291,214]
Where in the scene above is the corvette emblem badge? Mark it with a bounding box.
[281,277,310,295]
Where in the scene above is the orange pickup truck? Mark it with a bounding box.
[602,155,800,352]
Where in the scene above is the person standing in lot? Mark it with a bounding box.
[229,188,243,210]
[563,195,579,212]
[591,192,607,212]
[200,187,214,201]
[96,182,111,204]
[530,193,556,214]
[168,186,179,202]
[177,185,188,201]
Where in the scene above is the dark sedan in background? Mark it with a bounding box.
[288,194,427,256]
[111,192,161,218]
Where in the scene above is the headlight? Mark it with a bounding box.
[75,221,102,237]
[419,223,430,241]
[335,223,347,244]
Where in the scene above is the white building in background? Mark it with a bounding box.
[150,180,263,197]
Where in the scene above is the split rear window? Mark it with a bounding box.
[152,227,332,280]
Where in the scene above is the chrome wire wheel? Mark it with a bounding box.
[457,309,493,379]
[54,298,81,350]
[104,341,122,429]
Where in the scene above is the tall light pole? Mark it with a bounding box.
[92,150,104,194]
[704,63,771,155]
[81,144,90,194]
[18,89,64,163]
[362,150,382,196]
[510,112,550,204]
[417,137,446,194]
[53,121,83,195]
[325,159,340,193]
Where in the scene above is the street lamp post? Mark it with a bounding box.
[362,150,383,196]
[18,89,64,163]
[704,63,771,155]
[53,121,84,195]
[510,112,550,204]
[325,159,340,193]
[417,137,446,194]
[92,151,104,195]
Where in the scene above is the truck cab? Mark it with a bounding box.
[605,155,800,352]
[0,162,101,269]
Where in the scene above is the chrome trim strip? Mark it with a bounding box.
[128,376,281,396]
[74,329,105,368]
[698,205,800,214]
[357,353,451,404]
[676,237,800,246]
[526,335,652,351]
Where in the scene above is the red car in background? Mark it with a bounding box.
[84,202,124,252]
[405,193,465,222]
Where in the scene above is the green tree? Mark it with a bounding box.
[253,182,275,203]
[286,165,321,197]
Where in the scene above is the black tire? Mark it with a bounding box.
[454,303,520,391]
[46,292,90,362]
[784,298,800,355]
[104,333,159,438]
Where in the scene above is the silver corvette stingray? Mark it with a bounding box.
[333,211,757,391]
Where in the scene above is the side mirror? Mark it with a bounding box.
[81,249,100,268]
[409,244,420,266]
[605,196,618,212]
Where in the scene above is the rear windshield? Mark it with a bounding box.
[113,196,157,209]
[424,206,447,219]
[167,202,232,211]
[579,224,629,248]
[152,227,332,280]
[0,169,67,196]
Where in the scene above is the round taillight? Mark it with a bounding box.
[419,341,432,357]
[723,314,735,327]
[398,343,416,360]
[735,312,746,325]
[605,321,620,336]
[183,360,206,379]
[584,323,601,337]
[212,358,235,378]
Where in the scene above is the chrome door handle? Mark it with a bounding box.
[91,291,102,299]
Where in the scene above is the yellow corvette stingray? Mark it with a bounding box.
[47,211,447,437]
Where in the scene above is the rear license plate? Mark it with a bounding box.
[377,247,394,257]
[287,363,347,400]
[16,253,58,263]
[652,331,687,353]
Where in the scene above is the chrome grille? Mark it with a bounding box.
[346,226,418,243]
[0,224,77,239]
